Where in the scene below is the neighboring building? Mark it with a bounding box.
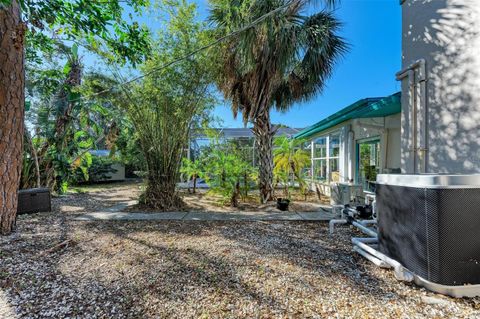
[294,92,401,194]
[188,126,302,166]
[89,150,126,182]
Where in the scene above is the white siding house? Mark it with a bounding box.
[294,93,401,196]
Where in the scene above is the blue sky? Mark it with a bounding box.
[126,0,402,129]
[212,0,402,128]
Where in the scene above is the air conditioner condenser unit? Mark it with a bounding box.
[376,174,480,297]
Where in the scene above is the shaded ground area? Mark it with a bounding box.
[179,189,331,213]
[1,212,480,318]
[55,181,331,215]
[53,181,143,215]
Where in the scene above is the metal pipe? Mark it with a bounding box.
[353,246,391,268]
[352,237,378,244]
[352,221,377,238]
[396,59,426,79]
[397,69,416,173]
[360,220,377,226]
[331,205,345,218]
[396,59,428,173]
[417,60,428,173]
[352,238,414,282]
[344,207,357,217]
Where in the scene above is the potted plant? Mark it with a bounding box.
[273,137,310,211]
[276,198,290,211]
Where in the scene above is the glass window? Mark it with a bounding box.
[329,135,340,157]
[313,159,327,181]
[314,137,327,158]
[330,158,340,182]
[310,132,341,183]
[358,140,381,191]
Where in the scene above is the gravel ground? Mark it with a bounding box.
[56,181,330,214]
[53,182,142,215]
[2,212,480,318]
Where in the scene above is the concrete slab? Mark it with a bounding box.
[72,210,335,222]
[296,211,337,221]
[73,212,188,221]
[182,211,304,221]
[103,201,137,212]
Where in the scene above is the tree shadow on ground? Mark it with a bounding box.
[77,220,405,304]
[3,217,478,318]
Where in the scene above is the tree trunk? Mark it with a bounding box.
[144,171,184,211]
[243,172,248,198]
[53,58,82,193]
[252,109,275,203]
[192,174,197,194]
[0,1,25,235]
[230,180,240,207]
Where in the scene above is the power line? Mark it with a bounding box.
[63,1,293,104]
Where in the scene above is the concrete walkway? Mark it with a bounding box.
[72,210,336,221]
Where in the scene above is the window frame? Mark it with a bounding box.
[311,132,341,183]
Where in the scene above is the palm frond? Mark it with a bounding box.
[210,0,348,122]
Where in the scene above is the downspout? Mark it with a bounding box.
[417,60,428,173]
[396,59,427,173]
[396,69,416,173]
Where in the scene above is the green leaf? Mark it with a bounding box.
[80,166,89,181]
[74,131,86,141]
[71,43,79,59]
[78,140,93,149]
[62,63,71,76]
[80,151,93,168]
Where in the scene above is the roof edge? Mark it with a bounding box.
[294,92,401,140]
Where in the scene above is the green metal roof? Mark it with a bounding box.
[294,92,401,140]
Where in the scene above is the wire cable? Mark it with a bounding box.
[61,1,293,104]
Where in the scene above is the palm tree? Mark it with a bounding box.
[180,158,202,194]
[273,136,310,198]
[210,0,347,203]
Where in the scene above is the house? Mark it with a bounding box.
[188,126,302,166]
[294,92,401,195]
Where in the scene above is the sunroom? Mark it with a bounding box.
[294,92,401,197]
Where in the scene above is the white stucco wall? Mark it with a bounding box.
[386,128,401,171]
[401,0,480,173]
[352,113,401,176]
[308,113,401,190]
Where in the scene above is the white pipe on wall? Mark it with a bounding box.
[396,59,428,174]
